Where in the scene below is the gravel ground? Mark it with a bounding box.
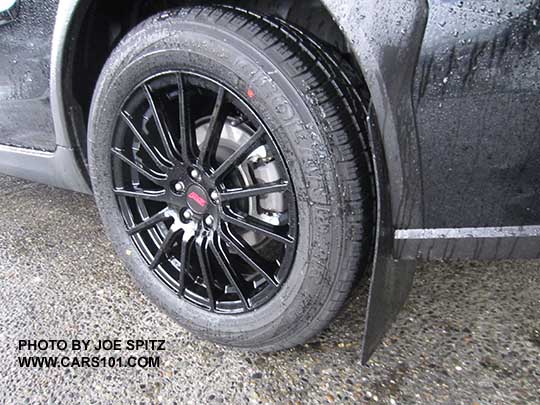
[0,174,538,404]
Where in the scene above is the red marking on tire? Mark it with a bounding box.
[247,88,255,98]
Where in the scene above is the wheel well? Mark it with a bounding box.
[64,0,356,163]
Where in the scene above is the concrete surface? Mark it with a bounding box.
[0,174,538,404]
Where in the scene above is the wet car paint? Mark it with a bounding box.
[415,0,540,229]
[0,0,57,151]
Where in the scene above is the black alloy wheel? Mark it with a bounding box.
[112,71,297,313]
[89,6,373,351]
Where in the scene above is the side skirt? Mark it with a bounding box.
[0,144,91,194]
[396,226,540,260]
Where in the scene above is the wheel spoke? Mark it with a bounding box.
[210,127,265,180]
[176,227,194,296]
[195,232,215,311]
[111,148,166,185]
[199,87,228,169]
[176,72,195,164]
[120,111,169,171]
[149,223,183,269]
[210,235,250,309]
[113,188,168,203]
[219,227,279,287]
[220,181,288,202]
[127,208,170,235]
[143,83,181,164]
[222,212,293,245]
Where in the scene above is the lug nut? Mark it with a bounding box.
[210,190,219,202]
[182,209,193,220]
[190,169,200,180]
[174,181,185,193]
[204,215,214,227]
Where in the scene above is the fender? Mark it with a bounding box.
[53,0,429,362]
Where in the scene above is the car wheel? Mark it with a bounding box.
[88,6,373,351]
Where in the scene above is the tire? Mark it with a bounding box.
[88,5,373,351]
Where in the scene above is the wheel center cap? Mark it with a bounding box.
[186,184,209,214]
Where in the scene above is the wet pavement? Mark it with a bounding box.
[0,174,538,404]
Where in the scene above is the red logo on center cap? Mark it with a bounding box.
[187,191,207,207]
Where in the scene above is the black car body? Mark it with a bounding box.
[1,0,539,362]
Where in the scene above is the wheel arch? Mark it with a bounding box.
[52,0,428,224]
[52,0,351,164]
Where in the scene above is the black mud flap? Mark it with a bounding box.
[360,104,417,364]
[361,257,416,363]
